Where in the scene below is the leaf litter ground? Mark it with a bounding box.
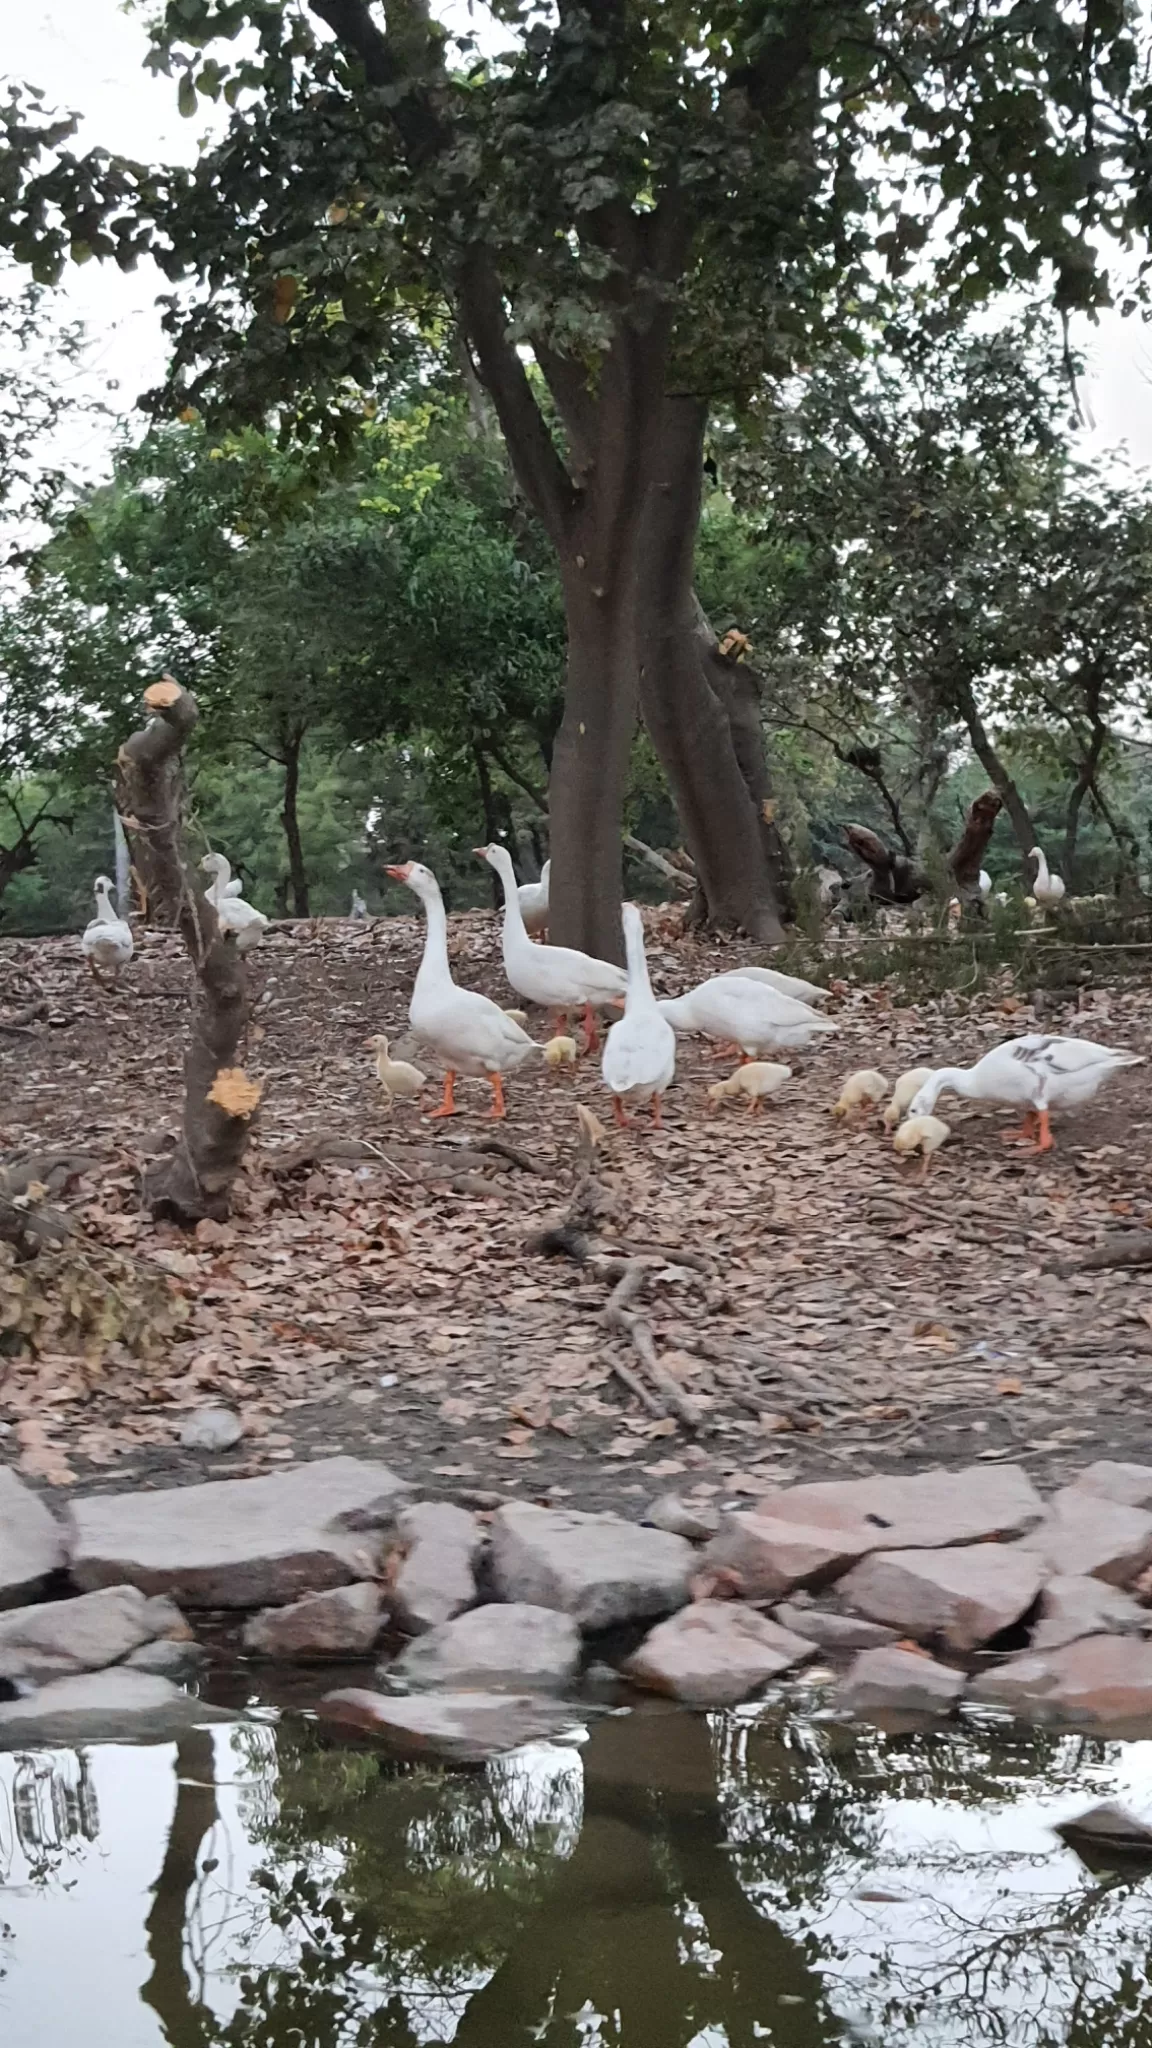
[3,908,1152,1515]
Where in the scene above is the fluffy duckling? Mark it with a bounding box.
[882,1066,935,1131]
[503,1008,529,1027]
[366,1034,427,1113]
[833,1068,888,1119]
[707,1062,792,1115]
[892,1113,950,1180]
[543,1033,578,1069]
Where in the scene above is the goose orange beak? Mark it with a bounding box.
[385,863,413,881]
[473,846,490,860]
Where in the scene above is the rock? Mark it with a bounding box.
[643,1494,721,1543]
[0,1584,168,1684]
[839,1645,965,1718]
[699,1512,877,1601]
[490,1503,693,1631]
[1021,1488,1152,1587]
[1071,1461,1152,1511]
[124,1638,208,1679]
[0,1467,66,1608]
[67,1455,409,1608]
[317,1687,582,1763]
[836,1546,1044,1652]
[625,1601,815,1707]
[1032,1575,1147,1651]
[970,1634,1152,1728]
[755,1464,1044,1552]
[0,1669,233,1747]
[243,1583,384,1660]
[773,1604,900,1652]
[389,1602,581,1694]
[179,1406,243,1452]
[1054,1801,1152,1866]
[390,1502,481,1634]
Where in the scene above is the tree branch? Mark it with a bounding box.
[458,254,578,548]
[308,0,448,162]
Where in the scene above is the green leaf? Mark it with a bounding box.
[177,72,197,119]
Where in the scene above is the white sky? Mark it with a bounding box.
[4,0,1152,480]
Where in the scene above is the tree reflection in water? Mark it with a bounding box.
[7,1700,1152,2045]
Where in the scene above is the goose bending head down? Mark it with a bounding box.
[387,859,540,1118]
[909,1033,1142,1154]
[600,902,676,1129]
[1029,847,1066,907]
[657,973,838,1060]
[81,875,134,981]
[474,843,626,1051]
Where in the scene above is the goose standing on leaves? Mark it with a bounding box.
[601,902,676,1129]
[716,964,828,1005]
[200,854,268,951]
[475,843,627,1050]
[518,860,550,939]
[81,875,133,981]
[1030,847,1066,907]
[909,1034,1142,1153]
[387,859,539,1118]
[657,974,837,1060]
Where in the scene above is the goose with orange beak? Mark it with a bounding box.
[385,860,539,1118]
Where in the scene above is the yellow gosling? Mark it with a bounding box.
[833,1068,888,1119]
[365,1034,427,1113]
[882,1066,934,1131]
[707,1062,792,1115]
[543,1033,579,1069]
[892,1113,950,1181]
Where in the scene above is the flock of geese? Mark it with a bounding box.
[79,842,1140,1173]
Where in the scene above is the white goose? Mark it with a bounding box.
[475,843,626,1050]
[657,973,837,1059]
[601,902,676,1130]
[717,964,828,1005]
[1030,847,1066,907]
[81,875,133,980]
[518,860,550,938]
[202,852,244,906]
[910,1034,1142,1153]
[200,854,268,951]
[387,859,539,1117]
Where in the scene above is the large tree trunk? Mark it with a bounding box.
[280,732,310,917]
[141,1729,218,2046]
[116,679,256,1225]
[950,676,1034,863]
[636,397,785,944]
[950,790,1003,891]
[548,577,640,963]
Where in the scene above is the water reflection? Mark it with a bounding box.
[1,1702,1152,2046]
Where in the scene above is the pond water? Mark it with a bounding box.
[2,1683,1152,2048]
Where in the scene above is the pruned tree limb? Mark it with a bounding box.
[115,678,254,1225]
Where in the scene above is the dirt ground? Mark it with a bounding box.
[3,904,1152,1519]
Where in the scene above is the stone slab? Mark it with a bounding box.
[66,1456,408,1608]
[0,1669,233,1747]
[391,1502,481,1634]
[0,1584,162,1684]
[243,1583,384,1659]
[490,1503,692,1631]
[318,1687,582,1763]
[837,1545,1044,1652]
[1032,1575,1148,1651]
[970,1634,1152,1730]
[755,1464,1044,1552]
[773,1604,900,1652]
[1021,1488,1152,1587]
[839,1645,965,1718]
[0,1468,66,1608]
[625,1601,815,1707]
[700,1512,876,1601]
[390,1602,581,1694]
[1071,1462,1152,1511]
